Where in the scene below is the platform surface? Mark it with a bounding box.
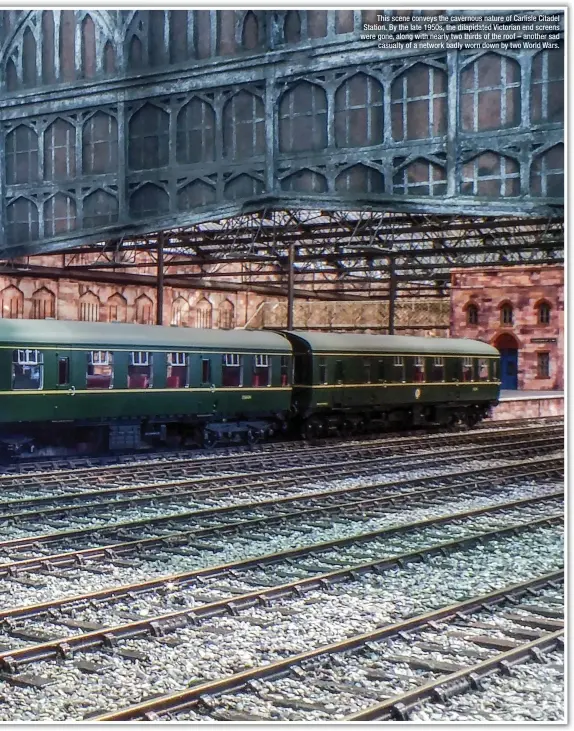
[499,390,564,401]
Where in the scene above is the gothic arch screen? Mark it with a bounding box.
[0,9,564,256]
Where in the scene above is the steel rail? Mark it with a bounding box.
[0,457,562,564]
[0,419,562,485]
[4,428,557,505]
[5,423,561,496]
[0,434,559,521]
[345,630,564,721]
[88,570,564,721]
[0,492,562,619]
[0,511,563,673]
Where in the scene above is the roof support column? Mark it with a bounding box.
[388,253,397,335]
[156,231,164,326]
[287,241,295,330]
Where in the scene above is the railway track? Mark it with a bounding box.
[0,504,562,721]
[0,495,562,667]
[0,420,562,493]
[1,416,562,478]
[0,432,560,526]
[0,456,561,574]
[89,572,564,722]
[0,417,562,722]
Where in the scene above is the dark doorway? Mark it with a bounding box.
[494,333,519,390]
[500,349,518,389]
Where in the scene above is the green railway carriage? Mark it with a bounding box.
[0,319,292,452]
[281,331,500,437]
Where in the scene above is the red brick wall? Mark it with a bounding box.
[450,266,564,390]
[488,396,564,420]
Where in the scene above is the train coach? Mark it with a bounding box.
[0,319,500,455]
[282,331,500,438]
[0,319,292,453]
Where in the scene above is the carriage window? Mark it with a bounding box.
[167,352,188,388]
[201,358,212,385]
[280,355,290,386]
[462,357,473,382]
[318,357,327,384]
[363,359,371,384]
[493,359,499,380]
[431,357,444,382]
[413,356,425,383]
[128,351,152,388]
[335,360,344,384]
[12,349,43,390]
[393,356,405,382]
[222,353,242,387]
[253,354,271,387]
[58,357,70,386]
[478,358,489,381]
[87,351,113,389]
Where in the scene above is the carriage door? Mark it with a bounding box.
[54,351,75,417]
[333,359,346,408]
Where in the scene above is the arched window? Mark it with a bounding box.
[241,11,260,51]
[171,297,190,327]
[466,303,479,326]
[222,91,265,161]
[31,287,56,319]
[5,197,39,245]
[500,303,513,326]
[176,99,216,165]
[43,193,77,236]
[537,301,551,325]
[5,126,39,185]
[391,64,447,141]
[135,294,154,324]
[284,11,301,43]
[79,290,100,322]
[219,299,235,329]
[334,74,383,149]
[44,119,76,181]
[128,104,169,170]
[1,285,24,319]
[462,152,520,198]
[393,159,446,196]
[83,112,118,175]
[107,293,127,322]
[461,53,521,132]
[531,47,564,124]
[530,144,564,199]
[195,298,213,328]
[279,82,327,153]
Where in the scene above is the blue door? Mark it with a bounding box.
[500,349,518,390]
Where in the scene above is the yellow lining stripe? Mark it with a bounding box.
[4,382,501,395]
[3,387,292,396]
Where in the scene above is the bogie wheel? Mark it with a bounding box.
[246,428,260,445]
[302,418,320,440]
[202,429,217,449]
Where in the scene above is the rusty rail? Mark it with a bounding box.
[89,570,564,721]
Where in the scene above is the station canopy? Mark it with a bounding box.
[1,209,563,301]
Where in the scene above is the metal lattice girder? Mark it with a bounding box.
[0,209,563,301]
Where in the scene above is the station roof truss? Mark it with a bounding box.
[0,210,563,302]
